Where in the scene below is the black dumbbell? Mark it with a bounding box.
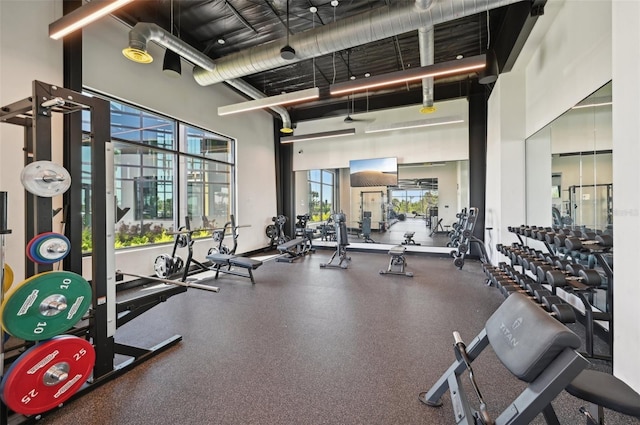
[565,234,613,251]
[545,268,602,289]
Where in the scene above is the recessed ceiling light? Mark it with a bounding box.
[456,54,464,60]
[309,6,317,13]
[217,37,226,45]
[350,75,356,80]
[331,0,339,6]
[364,72,371,78]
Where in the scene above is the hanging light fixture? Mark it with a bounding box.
[162,0,181,77]
[280,0,296,60]
[49,0,135,39]
[330,55,486,96]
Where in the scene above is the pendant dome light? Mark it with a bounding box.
[280,0,296,60]
[162,0,181,77]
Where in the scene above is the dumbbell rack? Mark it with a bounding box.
[0,81,180,424]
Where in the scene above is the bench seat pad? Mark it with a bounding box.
[206,254,234,265]
[566,370,640,417]
[229,257,263,269]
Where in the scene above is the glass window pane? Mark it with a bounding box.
[182,124,233,163]
[113,141,176,248]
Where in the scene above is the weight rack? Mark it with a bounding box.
[1,81,182,424]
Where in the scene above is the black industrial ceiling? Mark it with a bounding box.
[114,0,546,124]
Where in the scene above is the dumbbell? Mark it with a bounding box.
[546,268,602,290]
[539,295,576,323]
[565,234,613,251]
[533,257,583,283]
[497,278,575,323]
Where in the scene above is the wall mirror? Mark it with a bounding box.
[294,160,469,250]
[525,81,612,232]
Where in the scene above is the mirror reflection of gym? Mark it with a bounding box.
[294,160,469,248]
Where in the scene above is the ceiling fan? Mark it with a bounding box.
[343,95,376,123]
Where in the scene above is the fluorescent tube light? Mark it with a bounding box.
[571,96,612,110]
[280,128,356,144]
[218,87,320,116]
[49,0,135,40]
[330,55,486,95]
[364,116,464,134]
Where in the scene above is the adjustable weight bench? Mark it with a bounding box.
[276,230,315,263]
[419,292,589,425]
[206,253,263,284]
[380,245,413,277]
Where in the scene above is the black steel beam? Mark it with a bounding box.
[493,0,547,74]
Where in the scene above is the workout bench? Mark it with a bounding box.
[380,245,413,277]
[206,253,263,284]
[276,230,315,263]
[419,292,588,425]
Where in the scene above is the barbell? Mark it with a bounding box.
[116,270,220,293]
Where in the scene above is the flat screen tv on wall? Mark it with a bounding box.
[349,157,398,187]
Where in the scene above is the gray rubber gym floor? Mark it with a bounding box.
[40,250,637,424]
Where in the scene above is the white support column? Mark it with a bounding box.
[485,70,527,264]
[612,0,640,392]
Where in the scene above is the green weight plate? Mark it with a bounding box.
[1,271,92,341]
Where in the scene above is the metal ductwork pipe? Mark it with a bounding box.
[418,25,435,113]
[124,22,215,71]
[123,23,292,132]
[225,79,293,133]
[192,0,522,86]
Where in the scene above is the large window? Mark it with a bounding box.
[307,169,335,222]
[82,95,235,251]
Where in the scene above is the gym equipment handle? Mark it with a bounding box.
[452,332,494,425]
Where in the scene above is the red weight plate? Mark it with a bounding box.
[0,335,95,415]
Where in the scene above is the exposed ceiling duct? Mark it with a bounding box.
[190,0,523,87]
[123,22,292,132]
[418,25,435,113]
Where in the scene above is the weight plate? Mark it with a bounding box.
[154,254,172,279]
[20,161,72,197]
[1,271,92,341]
[0,335,95,415]
[33,233,70,263]
[3,263,13,292]
[26,232,51,263]
[265,225,277,240]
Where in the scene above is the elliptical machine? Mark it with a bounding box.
[320,212,351,269]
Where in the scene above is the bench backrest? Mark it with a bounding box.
[485,293,581,383]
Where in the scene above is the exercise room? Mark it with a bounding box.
[1,1,638,424]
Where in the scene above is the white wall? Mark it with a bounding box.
[0,0,64,281]
[524,1,612,138]
[292,98,469,171]
[485,70,527,265]
[612,0,640,390]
